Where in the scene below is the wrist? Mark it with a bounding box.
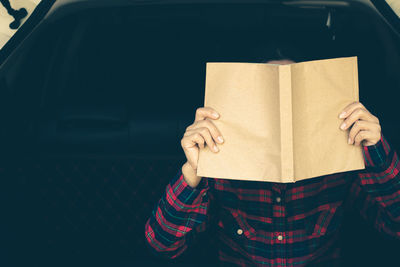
[182,161,202,188]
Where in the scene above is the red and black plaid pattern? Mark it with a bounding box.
[145,133,400,266]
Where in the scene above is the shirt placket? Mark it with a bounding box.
[272,183,287,264]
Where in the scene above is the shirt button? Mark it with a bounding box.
[237,229,243,235]
[276,197,281,203]
[277,235,283,241]
[202,192,207,197]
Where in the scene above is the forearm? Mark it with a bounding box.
[144,166,210,259]
[354,133,400,238]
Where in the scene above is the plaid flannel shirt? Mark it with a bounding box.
[145,133,400,266]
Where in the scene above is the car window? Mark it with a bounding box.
[386,0,400,17]
[0,0,41,49]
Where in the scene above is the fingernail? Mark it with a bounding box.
[339,112,346,119]
[348,137,352,144]
[213,145,219,152]
[340,123,346,130]
[217,136,224,143]
[213,112,219,118]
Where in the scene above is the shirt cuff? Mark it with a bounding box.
[168,167,209,205]
[362,133,392,168]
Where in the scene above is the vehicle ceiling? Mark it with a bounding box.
[0,1,399,154]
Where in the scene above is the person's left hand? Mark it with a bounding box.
[338,101,381,146]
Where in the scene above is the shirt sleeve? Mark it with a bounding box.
[144,166,211,259]
[349,133,400,239]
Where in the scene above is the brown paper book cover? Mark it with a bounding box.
[196,56,365,183]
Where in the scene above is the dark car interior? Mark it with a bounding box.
[0,1,399,266]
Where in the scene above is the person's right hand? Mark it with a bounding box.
[180,107,224,188]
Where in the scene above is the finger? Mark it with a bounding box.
[181,132,205,149]
[339,102,379,123]
[194,107,220,122]
[184,129,218,152]
[196,119,224,143]
[339,101,365,119]
[186,118,224,144]
[193,133,205,149]
[184,130,208,149]
[353,130,373,146]
[340,108,372,131]
[196,127,219,152]
[348,120,380,144]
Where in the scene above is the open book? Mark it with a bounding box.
[196,57,365,183]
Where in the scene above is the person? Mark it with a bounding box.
[0,0,27,30]
[144,45,400,266]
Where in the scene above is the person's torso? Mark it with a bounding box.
[207,172,356,266]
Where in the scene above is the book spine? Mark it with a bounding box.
[278,65,294,182]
